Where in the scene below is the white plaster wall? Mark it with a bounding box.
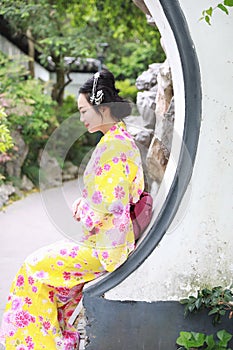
[64,72,93,98]
[0,34,24,58]
[106,0,233,301]
[0,34,50,81]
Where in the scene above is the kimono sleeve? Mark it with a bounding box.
[94,157,132,272]
[79,154,135,272]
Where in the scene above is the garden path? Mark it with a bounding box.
[0,180,82,321]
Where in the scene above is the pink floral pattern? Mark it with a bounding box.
[0,121,144,349]
[78,121,144,271]
[0,240,103,349]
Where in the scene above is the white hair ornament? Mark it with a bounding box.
[90,72,104,105]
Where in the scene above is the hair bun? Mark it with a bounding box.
[79,69,132,119]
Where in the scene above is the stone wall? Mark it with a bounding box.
[128,58,174,190]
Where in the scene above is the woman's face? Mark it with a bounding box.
[77,93,103,133]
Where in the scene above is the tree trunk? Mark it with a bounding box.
[51,68,73,106]
[51,65,65,106]
[26,28,35,78]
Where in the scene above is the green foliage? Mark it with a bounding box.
[0,0,164,103]
[176,329,232,349]
[0,52,56,143]
[200,1,233,25]
[0,1,164,187]
[108,40,165,81]
[115,79,138,102]
[54,95,78,123]
[8,79,56,142]
[180,286,233,325]
[177,331,206,349]
[0,107,13,153]
[82,0,165,79]
[0,52,58,186]
[22,164,40,186]
[0,0,91,64]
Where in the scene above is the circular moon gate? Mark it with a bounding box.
[84,0,202,298]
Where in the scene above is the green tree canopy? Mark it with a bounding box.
[0,0,165,104]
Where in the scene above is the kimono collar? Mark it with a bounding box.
[109,120,126,133]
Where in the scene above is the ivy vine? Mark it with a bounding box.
[180,286,233,325]
[201,0,233,25]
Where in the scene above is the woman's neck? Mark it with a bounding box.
[100,121,117,134]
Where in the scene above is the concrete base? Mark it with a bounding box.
[83,297,233,350]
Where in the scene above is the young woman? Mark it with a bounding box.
[0,69,144,349]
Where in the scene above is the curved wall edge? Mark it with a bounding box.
[84,0,201,298]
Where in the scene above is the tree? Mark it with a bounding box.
[71,0,165,80]
[0,0,164,104]
[0,0,94,105]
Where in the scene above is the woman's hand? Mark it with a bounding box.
[72,197,82,221]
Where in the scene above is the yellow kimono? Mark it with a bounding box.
[0,121,144,349]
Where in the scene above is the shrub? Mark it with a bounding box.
[115,79,138,103]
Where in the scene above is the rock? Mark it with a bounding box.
[134,129,154,149]
[0,184,15,208]
[146,137,169,183]
[39,150,61,190]
[162,97,175,153]
[14,187,24,199]
[5,131,29,178]
[129,55,174,186]
[136,89,157,130]
[155,59,173,121]
[20,175,34,191]
[135,63,161,91]
[146,60,174,183]
[62,161,78,181]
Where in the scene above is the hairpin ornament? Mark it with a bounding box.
[90,72,104,105]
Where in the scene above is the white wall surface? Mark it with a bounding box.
[0,34,50,81]
[106,0,233,301]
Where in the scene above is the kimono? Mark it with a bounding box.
[0,121,144,349]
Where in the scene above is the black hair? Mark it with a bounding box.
[79,69,132,120]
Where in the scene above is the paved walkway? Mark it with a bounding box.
[0,180,82,321]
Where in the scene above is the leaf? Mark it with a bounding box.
[219,309,226,316]
[205,15,211,25]
[218,4,229,14]
[180,298,189,305]
[206,7,213,16]
[188,304,196,313]
[202,288,212,296]
[205,334,215,349]
[217,329,233,346]
[224,0,233,6]
[189,296,197,302]
[208,307,219,315]
[191,331,206,346]
[176,331,192,347]
[195,298,203,309]
[176,331,205,348]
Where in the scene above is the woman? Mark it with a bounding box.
[0,69,144,349]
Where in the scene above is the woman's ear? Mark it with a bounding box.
[100,106,111,116]
[100,106,107,113]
